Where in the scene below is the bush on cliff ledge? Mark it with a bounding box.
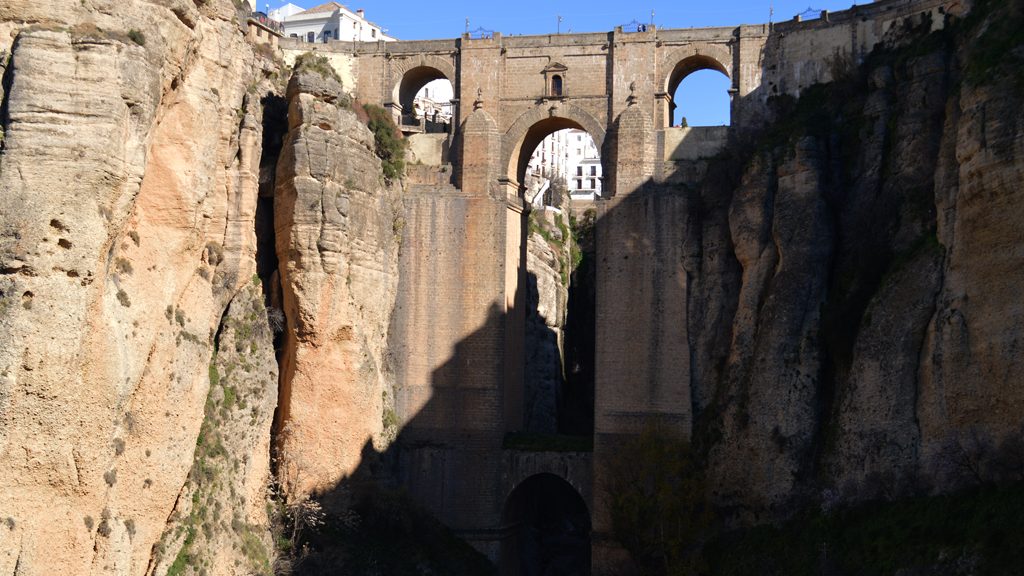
[362,103,406,182]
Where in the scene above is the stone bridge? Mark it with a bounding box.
[280,0,962,572]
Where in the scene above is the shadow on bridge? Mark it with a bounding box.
[289,262,594,574]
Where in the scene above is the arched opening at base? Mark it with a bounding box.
[501,474,591,576]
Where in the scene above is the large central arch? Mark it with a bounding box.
[502,103,607,194]
[501,473,592,576]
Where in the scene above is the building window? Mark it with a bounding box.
[590,166,597,176]
[551,75,563,96]
[576,180,583,190]
[290,33,298,38]
[576,166,583,176]
[589,178,596,189]
[371,28,377,38]
[306,31,315,42]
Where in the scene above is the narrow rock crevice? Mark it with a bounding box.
[0,40,16,151]
[254,90,288,466]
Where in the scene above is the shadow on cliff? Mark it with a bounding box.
[290,263,592,575]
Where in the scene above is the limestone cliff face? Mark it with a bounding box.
[149,284,278,576]
[695,4,1024,516]
[524,213,571,433]
[273,71,402,496]
[0,1,280,574]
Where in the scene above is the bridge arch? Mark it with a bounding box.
[661,44,734,127]
[500,473,591,576]
[501,103,607,192]
[389,55,457,118]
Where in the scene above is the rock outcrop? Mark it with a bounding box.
[693,3,1024,517]
[273,68,402,497]
[149,283,279,576]
[524,211,571,433]
[0,2,280,574]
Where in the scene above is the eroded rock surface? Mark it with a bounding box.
[0,2,279,574]
[273,70,402,496]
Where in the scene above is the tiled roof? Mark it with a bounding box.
[297,1,344,14]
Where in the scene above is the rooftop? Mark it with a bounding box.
[297,1,343,15]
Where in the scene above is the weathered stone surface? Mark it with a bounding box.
[273,71,401,496]
[0,2,274,574]
[150,284,278,576]
[524,217,569,433]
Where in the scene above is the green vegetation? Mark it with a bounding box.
[156,287,274,575]
[362,103,406,182]
[127,29,145,46]
[606,426,713,576]
[704,482,1024,576]
[293,52,341,84]
[528,209,578,286]
[962,0,1024,88]
[299,486,495,576]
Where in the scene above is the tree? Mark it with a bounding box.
[605,425,714,575]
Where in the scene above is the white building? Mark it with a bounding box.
[267,2,304,20]
[525,129,602,206]
[275,1,395,44]
[413,79,454,124]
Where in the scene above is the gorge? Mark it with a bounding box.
[0,0,1022,574]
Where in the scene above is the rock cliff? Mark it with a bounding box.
[272,67,402,497]
[0,0,1021,574]
[0,1,282,574]
[523,210,571,433]
[694,2,1024,518]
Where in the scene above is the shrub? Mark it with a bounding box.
[205,242,224,266]
[127,29,145,46]
[293,52,341,83]
[115,257,133,275]
[116,289,131,308]
[362,104,405,182]
[605,425,714,575]
[104,469,118,487]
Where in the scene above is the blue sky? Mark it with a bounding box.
[272,0,862,125]
[274,0,862,39]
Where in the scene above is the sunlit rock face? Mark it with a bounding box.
[0,1,280,573]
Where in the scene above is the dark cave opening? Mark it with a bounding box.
[501,473,592,576]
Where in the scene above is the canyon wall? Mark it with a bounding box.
[0,1,284,573]
[0,0,1021,574]
[272,68,402,498]
[688,3,1024,517]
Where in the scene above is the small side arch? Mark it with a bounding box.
[388,54,458,117]
[501,103,607,191]
[500,473,591,576]
[661,43,734,127]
